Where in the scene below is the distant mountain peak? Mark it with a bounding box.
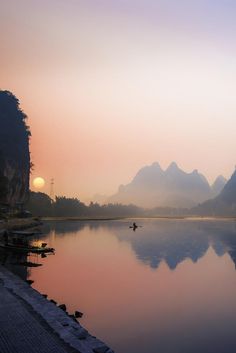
[166,161,179,172]
[212,175,227,197]
[193,168,235,216]
[151,161,162,169]
[218,169,236,203]
[109,161,213,208]
[168,161,178,168]
[214,175,227,183]
[132,162,164,185]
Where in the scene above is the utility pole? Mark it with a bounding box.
[50,178,55,202]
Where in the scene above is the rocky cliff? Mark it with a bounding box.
[0,90,31,206]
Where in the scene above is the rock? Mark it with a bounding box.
[50,299,57,305]
[75,310,83,318]
[58,303,67,311]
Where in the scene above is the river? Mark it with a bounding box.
[24,219,236,352]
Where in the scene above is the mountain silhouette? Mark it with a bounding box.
[109,162,214,208]
[212,175,227,197]
[218,169,236,204]
[193,169,236,216]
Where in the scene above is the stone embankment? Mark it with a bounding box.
[0,266,114,353]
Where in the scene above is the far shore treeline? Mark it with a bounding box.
[26,191,188,218]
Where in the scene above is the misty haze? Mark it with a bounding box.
[1,1,236,353]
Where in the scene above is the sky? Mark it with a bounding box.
[1,0,236,202]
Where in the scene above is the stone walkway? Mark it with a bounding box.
[0,266,113,353]
[0,281,73,353]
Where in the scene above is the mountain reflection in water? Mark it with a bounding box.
[41,219,236,270]
[23,220,236,353]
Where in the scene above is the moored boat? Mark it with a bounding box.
[0,243,55,254]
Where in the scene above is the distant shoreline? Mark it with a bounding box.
[42,216,236,222]
[0,217,42,231]
[1,216,235,233]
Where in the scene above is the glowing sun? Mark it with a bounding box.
[33,177,45,189]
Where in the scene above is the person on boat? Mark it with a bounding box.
[132,222,138,231]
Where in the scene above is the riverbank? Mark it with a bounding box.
[0,218,114,353]
[0,265,113,353]
[42,217,125,221]
[0,217,42,232]
[41,216,236,222]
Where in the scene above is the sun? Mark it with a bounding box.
[33,177,45,189]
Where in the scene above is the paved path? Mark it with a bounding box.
[0,280,75,353]
[0,266,113,353]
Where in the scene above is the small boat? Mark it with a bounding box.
[129,222,139,230]
[0,243,55,254]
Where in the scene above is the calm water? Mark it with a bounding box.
[26,219,236,353]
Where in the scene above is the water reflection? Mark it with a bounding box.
[25,219,236,353]
[41,219,236,270]
[114,220,236,270]
[0,249,29,279]
[42,221,86,236]
[4,219,235,280]
[0,231,54,280]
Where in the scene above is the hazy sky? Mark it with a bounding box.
[1,0,236,201]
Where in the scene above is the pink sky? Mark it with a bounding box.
[1,0,236,201]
